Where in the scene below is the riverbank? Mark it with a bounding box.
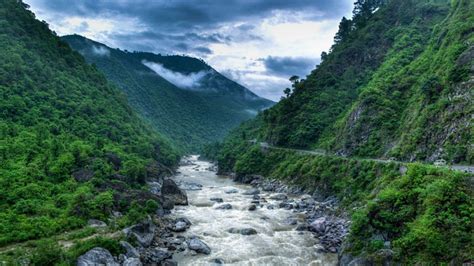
[213,143,473,264]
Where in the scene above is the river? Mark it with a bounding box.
[171,155,337,265]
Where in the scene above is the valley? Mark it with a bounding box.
[0,0,472,265]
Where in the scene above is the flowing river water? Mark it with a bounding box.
[171,155,337,265]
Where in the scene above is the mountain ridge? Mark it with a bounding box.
[63,34,274,151]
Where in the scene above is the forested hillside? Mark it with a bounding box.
[0,0,179,251]
[231,0,472,164]
[63,35,274,151]
[210,0,473,263]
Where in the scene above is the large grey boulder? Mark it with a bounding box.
[123,217,156,247]
[144,248,172,264]
[122,258,142,266]
[308,217,326,234]
[77,247,119,266]
[161,179,188,205]
[120,241,139,258]
[187,238,211,255]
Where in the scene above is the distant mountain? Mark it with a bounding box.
[63,35,274,151]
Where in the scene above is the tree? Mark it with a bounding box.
[289,75,300,86]
[283,88,291,98]
[334,17,353,44]
[353,0,386,28]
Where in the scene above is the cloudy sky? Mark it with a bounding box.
[26,0,353,101]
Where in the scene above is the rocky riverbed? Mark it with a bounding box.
[77,155,349,265]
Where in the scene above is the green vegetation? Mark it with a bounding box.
[214,141,473,263]
[210,0,474,263]
[62,35,274,152]
[232,0,472,164]
[0,0,179,251]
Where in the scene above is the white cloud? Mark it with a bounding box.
[91,45,110,56]
[142,61,210,89]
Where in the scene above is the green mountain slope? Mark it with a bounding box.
[211,0,473,263]
[62,35,274,152]
[235,0,472,164]
[0,0,179,247]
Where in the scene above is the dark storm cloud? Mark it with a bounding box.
[27,0,351,53]
[263,56,318,78]
[31,0,350,28]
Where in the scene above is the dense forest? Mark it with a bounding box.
[0,0,180,262]
[223,0,472,164]
[62,35,274,152]
[210,0,473,263]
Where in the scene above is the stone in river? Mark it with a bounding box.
[187,238,211,254]
[210,197,223,203]
[215,203,232,210]
[269,193,288,200]
[248,204,257,211]
[224,188,238,194]
[242,188,260,195]
[227,228,258,235]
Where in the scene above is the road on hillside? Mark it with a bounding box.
[257,142,474,174]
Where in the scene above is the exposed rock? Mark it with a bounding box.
[308,217,326,234]
[210,197,223,203]
[187,238,211,254]
[87,219,107,228]
[227,228,257,235]
[161,179,188,205]
[162,259,178,266]
[224,188,238,194]
[215,203,232,210]
[248,204,257,211]
[178,181,203,191]
[269,193,288,200]
[77,247,119,266]
[210,258,225,264]
[169,218,191,232]
[123,217,156,247]
[147,181,162,196]
[120,241,139,258]
[122,257,142,266]
[144,248,172,264]
[242,188,260,195]
[72,169,94,182]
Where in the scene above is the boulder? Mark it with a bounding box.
[269,194,287,200]
[308,217,326,234]
[144,248,172,264]
[178,181,203,191]
[161,179,188,205]
[162,260,178,266]
[122,258,142,266]
[210,258,225,264]
[77,247,119,266]
[215,203,232,210]
[248,204,257,211]
[224,188,238,194]
[187,238,211,255]
[210,197,223,203]
[227,228,257,235]
[171,221,188,232]
[87,219,107,228]
[242,188,260,195]
[120,241,139,258]
[123,217,156,247]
